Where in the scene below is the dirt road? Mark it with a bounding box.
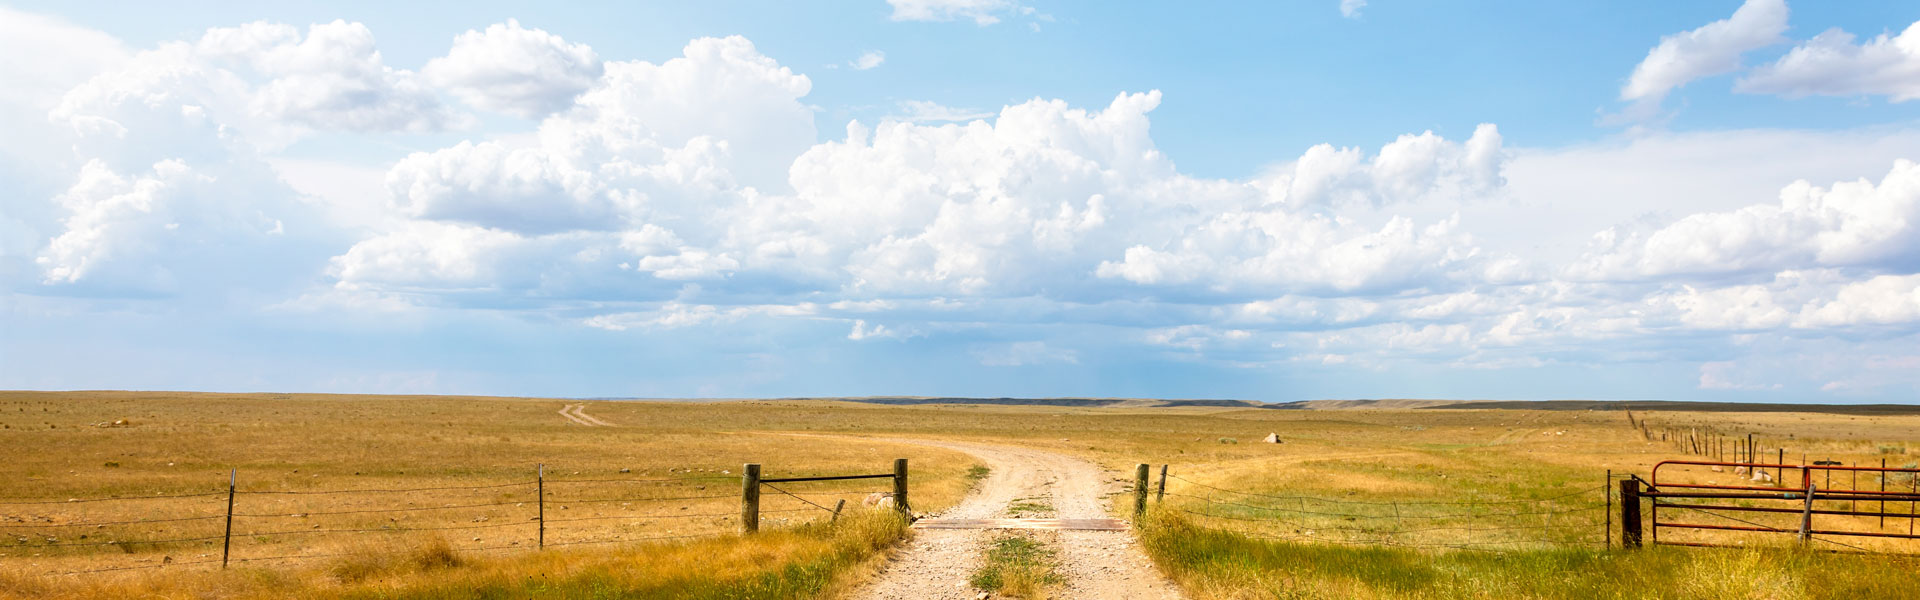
[848,440,1185,600]
[557,404,616,427]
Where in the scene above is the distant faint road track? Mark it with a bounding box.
[558,404,617,427]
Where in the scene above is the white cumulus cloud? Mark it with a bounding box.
[424,19,603,118]
[1738,20,1920,102]
[1618,0,1788,119]
[1570,159,1920,280]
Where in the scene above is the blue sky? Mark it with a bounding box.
[3,0,1920,402]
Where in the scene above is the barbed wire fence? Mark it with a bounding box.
[1154,469,1617,552]
[1,462,901,577]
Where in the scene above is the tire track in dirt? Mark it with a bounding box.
[557,404,616,427]
[843,438,1185,600]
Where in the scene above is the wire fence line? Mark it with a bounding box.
[1,466,893,578]
[1158,472,1612,553]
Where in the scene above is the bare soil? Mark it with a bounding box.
[848,439,1185,600]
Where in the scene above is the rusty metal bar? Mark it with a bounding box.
[1655,459,1920,475]
[1656,521,1787,534]
[758,473,893,483]
[1645,491,1920,502]
[1657,520,1920,541]
[1642,491,1809,500]
[1654,501,1917,519]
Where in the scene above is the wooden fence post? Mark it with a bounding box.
[1798,478,1816,545]
[536,464,545,549]
[1605,470,1612,549]
[830,499,847,523]
[1156,464,1168,504]
[893,458,911,517]
[742,463,761,533]
[1619,478,1642,549]
[222,469,235,568]
[1133,464,1149,517]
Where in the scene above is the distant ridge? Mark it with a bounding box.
[1426,400,1920,415]
[792,396,1262,409]
[1263,399,1469,410]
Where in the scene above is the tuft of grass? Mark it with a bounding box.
[1007,499,1052,514]
[967,464,992,482]
[970,535,1063,599]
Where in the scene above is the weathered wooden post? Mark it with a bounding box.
[742,463,761,533]
[1619,478,1642,548]
[222,469,235,568]
[1133,464,1150,517]
[830,499,847,523]
[537,463,545,549]
[1156,464,1168,504]
[1798,478,1816,545]
[893,458,910,517]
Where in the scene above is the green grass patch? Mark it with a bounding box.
[967,464,991,481]
[1139,511,1919,599]
[970,535,1063,599]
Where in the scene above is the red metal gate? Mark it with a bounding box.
[1645,460,1920,552]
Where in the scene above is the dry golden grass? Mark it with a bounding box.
[4,391,1919,598]
[0,391,978,596]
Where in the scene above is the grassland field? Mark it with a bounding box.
[2,390,1918,599]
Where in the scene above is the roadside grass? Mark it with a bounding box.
[0,510,908,600]
[1140,511,1916,599]
[969,534,1063,599]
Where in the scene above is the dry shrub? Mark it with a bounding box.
[408,537,462,571]
[327,537,462,584]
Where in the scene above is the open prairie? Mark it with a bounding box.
[3,391,1918,599]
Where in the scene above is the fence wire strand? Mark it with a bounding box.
[1160,473,1609,553]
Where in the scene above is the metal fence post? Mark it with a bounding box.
[1619,478,1642,548]
[742,463,762,533]
[537,463,545,549]
[1133,464,1149,517]
[1605,470,1612,549]
[893,458,911,517]
[222,469,235,568]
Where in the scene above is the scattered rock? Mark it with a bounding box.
[1262,433,1282,444]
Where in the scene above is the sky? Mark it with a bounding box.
[3,0,1920,403]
